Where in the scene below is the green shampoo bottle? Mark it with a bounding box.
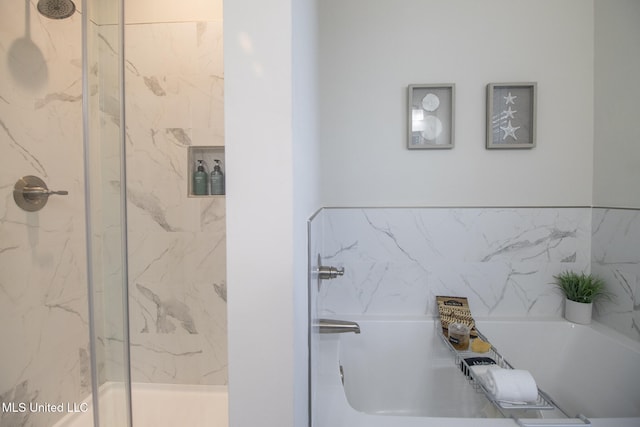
[193,160,208,195]
[210,159,225,195]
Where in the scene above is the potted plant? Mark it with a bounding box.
[553,271,611,324]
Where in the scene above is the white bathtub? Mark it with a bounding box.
[314,316,640,427]
[53,382,228,427]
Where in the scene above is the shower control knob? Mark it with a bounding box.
[316,255,346,290]
[13,175,69,212]
[317,265,345,280]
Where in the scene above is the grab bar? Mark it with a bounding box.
[316,319,360,334]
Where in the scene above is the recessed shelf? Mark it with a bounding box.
[188,146,226,197]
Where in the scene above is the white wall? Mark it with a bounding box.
[225,1,319,427]
[593,0,640,208]
[224,1,640,426]
[319,0,594,207]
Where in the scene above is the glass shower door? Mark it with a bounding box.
[85,0,132,425]
[0,0,131,425]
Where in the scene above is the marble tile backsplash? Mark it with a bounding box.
[592,208,640,341]
[313,207,640,343]
[316,208,592,318]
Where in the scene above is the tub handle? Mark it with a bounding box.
[317,265,344,280]
[316,254,345,290]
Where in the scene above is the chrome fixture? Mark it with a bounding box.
[13,175,68,212]
[315,254,345,290]
[316,318,360,334]
[37,0,76,20]
[318,265,345,280]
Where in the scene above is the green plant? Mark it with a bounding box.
[553,271,611,304]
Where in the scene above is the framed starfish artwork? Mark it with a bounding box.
[407,84,455,149]
[486,82,537,149]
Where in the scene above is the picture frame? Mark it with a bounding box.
[486,82,537,149]
[407,84,455,149]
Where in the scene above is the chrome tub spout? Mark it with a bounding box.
[317,318,361,334]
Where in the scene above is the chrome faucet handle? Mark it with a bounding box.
[22,186,69,196]
[13,176,69,212]
[316,255,346,290]
[317,265,344,280]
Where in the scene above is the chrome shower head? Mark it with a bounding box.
[37,0,76,19]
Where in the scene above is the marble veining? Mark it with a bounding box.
[318,208,590,318]
[1,2,91,425]
[143,76,167,96]
[314,207,640,343]
[136,283,198,334]
[2,17,227,427]
[480,228,576,262]
[1,118,48,176]
[0,381,38,426]
[34,92,82,109]
[126,187,180,232]
[213,281,227,302]
[125,20,227,384]
[591,208,640,341]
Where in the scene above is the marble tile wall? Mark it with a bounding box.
[0,4,90,427]
[314,207,640,343]
[592,208,640,342]
[315,208,592,319]
[124,20,227,385]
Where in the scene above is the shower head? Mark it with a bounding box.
[37,0,76,19]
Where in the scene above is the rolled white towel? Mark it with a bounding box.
[482,366,538,404]
[468,364,495,380]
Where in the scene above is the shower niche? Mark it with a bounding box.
[188,146,226,197]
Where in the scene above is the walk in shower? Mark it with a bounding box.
[2,0,131,425]
[1,0,227,426]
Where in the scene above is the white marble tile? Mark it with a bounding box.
[2,12,227,427]
[187,75,225,131]
[196,21,224,78]
[125,23,199,78]
[128,277,227,384]
[318,208,591,318]
[591,208,640,341]
[201,197,226,234]
[124,19,227,385]
[1,3,91,426]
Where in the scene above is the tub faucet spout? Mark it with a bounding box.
[317,318,361,334]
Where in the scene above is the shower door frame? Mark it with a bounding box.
[82,0,133,425]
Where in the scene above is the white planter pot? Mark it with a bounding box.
[564,299,593,325]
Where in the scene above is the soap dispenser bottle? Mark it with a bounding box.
[210,159,225,195]
[193,160,208,195]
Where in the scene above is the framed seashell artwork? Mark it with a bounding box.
[408,84,455,149]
